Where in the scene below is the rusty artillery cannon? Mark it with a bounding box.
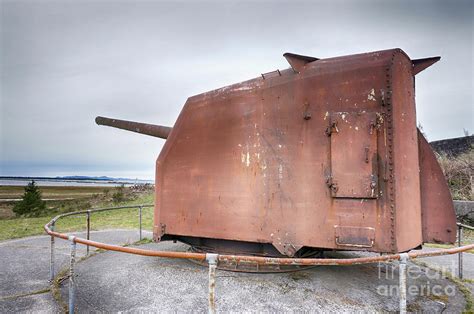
[96,48,456,262]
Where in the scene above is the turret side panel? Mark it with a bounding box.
[391,51,423,251]
[418,130,457,243]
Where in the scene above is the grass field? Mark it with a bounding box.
[0,186,118,219]
[0,185,115,200]
[0,185,154,241]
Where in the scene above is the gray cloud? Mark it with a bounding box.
[1,0,472,178]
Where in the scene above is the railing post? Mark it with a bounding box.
[399,253,409,314]
[139,206,143,241]
[49,222,55,282]
[458,224,463,279]
[206,253,218,314]
[68,236,77,314]
[86,210,91,255]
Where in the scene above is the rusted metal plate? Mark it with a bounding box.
[335,225,375,248]
[329,111,379,198]
[418,130,457,243]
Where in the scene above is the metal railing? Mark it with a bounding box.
[457,222,473,279]
[48,205,153,282]
[45,205,474,314]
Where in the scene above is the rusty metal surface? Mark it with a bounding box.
[412,56,441,75]
[418,130,457,243]
[390,51,423,252]
[154,48,449,256]
[335,226,375,248]
[95,116,172,139]
[329,111,379,198]
[283,52,319,73]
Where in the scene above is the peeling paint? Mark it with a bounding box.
[367,88,376,101]
[234,85,253,91]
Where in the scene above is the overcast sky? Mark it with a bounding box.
[1,0,472,179]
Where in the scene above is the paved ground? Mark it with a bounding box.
[0,230,472,312]
[60,244,470,313]
[418,246,474,296]
[0,229,146,313]
[418,247,474,279]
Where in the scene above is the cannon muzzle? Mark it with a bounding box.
[95,116,172,139]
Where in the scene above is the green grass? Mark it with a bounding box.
[0,192,154,241]
[0,185,118,219]
[0,185,115,197]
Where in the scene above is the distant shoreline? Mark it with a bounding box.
[0,176,154,187]
[0,175,152,181]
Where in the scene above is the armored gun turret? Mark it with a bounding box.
[96,48,456,261]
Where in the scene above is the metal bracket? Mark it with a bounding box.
[160,223,166,236]
[206,253,219,266]
[261,69,281,79]
[369,113,384,134]
[326,176,339,194]
[370,175,378,198]
[303,102,311,120]
[335,237,374,248]
[325,122,339,136]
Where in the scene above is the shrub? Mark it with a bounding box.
[112,184,126,203]
[437,150,473,201]
[13,180,47,217]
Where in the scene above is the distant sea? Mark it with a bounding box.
[0,177,154,187]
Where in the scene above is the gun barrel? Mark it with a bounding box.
[95,116,172,139]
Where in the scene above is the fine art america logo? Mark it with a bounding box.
[376,261,457,297]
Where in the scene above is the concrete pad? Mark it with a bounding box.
[0,229,149,312]
[0,291,60,313]
[61,242,468,312]
[1,229,471,312]
[417,247,474,279]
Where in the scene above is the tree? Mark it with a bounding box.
[13,180,46,217]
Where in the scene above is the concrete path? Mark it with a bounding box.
[63,244,471,312]
[418,247,474,279]
[0,230,472,312]
[0,229,147,312]
[419,246,474,295]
